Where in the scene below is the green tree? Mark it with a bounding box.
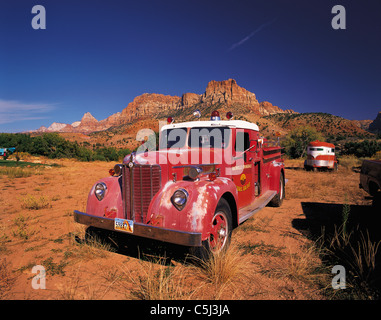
[283,126,324,159]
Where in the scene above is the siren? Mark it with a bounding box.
[167,116,174,124]
[210,110,220,121]
[193,109,201,119]
[226,111,233,120]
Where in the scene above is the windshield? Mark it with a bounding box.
[160,128,187,149]
[159,126,231,150]
[188,127,231,149]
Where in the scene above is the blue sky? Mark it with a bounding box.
[1,0,380,133]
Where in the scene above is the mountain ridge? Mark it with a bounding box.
[35,79,297,134]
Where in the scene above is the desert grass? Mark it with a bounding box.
[323,227,381,298]
[125,258,196,300]
[286,170,361,204]
[338,155,362,171]
[187,244,253,299]
[21,195,51,210]
[57,265,118,300]
[276,243,327,285]
[0,167,35,178]
[316,202,381,299]
[67,228,116,261]
[12,214,36,240]
[191,244,251,286]
[120,243,253,300]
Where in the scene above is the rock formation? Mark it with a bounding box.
[35,79,298,133]
[120,93,181,122]
[201,79,259,109]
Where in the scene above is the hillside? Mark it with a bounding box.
[263,112,373,139]
[28,79,379,150]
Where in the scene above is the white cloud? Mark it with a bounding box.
[0,99,56,124]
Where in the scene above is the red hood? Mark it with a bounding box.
[123,148,227,166]
[123,148,229,183]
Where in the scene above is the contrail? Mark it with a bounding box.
[228,18,277,51]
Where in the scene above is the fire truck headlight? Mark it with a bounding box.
[171,189,188,211]
[95,182,107,201]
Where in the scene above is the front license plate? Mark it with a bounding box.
[114,218,134,233]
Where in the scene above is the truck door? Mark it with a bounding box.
[233,129,255,208]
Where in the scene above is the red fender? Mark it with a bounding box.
[86,177,124,219]
[147,177,237,241]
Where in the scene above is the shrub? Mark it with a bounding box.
[282,126,324,159]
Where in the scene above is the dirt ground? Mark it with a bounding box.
[0,158,376,300]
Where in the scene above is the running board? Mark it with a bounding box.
[238,190,277,224]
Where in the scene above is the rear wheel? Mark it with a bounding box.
[189,198,232,261]
[269,172,285,207]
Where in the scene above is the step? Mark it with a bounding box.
[238,190,277,224]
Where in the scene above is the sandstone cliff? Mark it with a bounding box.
[36,79,297,133]
[120,93,181,122]
[200,79,259,108]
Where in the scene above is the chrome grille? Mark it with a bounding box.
[122,164,161,223]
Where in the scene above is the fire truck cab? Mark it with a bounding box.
[74,111,285,257]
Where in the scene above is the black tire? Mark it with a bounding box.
[269,172,285,207]
[189,198,233,261]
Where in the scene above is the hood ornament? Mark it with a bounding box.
[128,151,136,168]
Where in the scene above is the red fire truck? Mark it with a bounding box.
[74,111,285,258]
[304,140,338,171]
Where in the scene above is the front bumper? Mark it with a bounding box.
[73,210,202,247]
[305,159,334,168]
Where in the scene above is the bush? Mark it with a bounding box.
[0,133,131,162]
[282,126,324,159]
[342,140,381,158]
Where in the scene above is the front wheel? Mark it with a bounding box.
[189,198,232,261]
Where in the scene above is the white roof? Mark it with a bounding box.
[161,120,259,132]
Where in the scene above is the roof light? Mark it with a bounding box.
[211,110,220,121]
[167,117,174,124]
[193,109,201,119]
[226,111,233,120]
[188,166,203,180]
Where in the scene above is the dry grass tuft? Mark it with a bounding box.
[21,195,51,210]
[191,244,251,288]
[279,244,326,284]
[125,258,195,300]
[68,227,116,261]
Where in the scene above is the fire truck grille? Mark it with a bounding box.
[122,164,161,223]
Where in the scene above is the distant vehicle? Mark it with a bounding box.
[359,160,381,197]
[0,147,16,160]
[304,140,338,171]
